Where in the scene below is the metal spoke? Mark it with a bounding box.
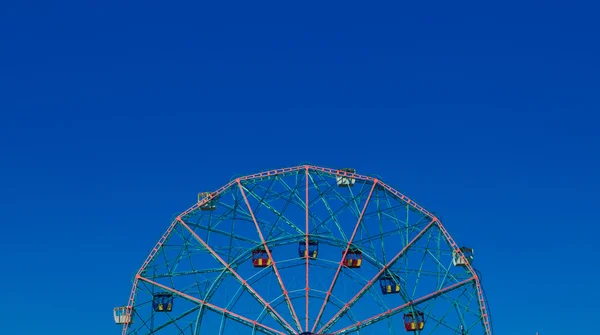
[177,217,296,334]
[330,277,476,335]
[311,180,378,332]
[317,217,438,334]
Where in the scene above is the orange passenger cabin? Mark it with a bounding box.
[252,248,272,268]
[342,248,362,268]
[403,311,425,332]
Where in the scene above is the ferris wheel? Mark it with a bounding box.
[114,165,492,335]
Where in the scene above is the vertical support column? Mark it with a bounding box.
[304,165,310,332]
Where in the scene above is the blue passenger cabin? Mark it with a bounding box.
[379,274,401,294]
[152,292,173,312]
[299,240,319,259]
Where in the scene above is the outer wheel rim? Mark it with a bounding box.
[119,165,492,335]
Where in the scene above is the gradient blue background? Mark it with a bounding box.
[1,1,598,334]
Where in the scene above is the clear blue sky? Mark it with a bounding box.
[1,1,598,334]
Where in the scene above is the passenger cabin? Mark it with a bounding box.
[342,248,362,268]
[152,292,173,312]
[403,311,425,332]
[336,168,356,187]
[113,306,133,324]
[299,240,319,259]
[252,247,272,268]
[198,192,217,211]
[380,274,401,294]
[452,247,474,267]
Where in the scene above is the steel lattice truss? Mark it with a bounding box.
[119,166,492,335]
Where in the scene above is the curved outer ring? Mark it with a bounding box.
[121,165,492,335]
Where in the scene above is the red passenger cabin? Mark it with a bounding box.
[342,247,362,268]
[403,311,425,332]
[252,248,272,268]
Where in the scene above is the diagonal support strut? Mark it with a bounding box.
[237,179,304,333]
[177,217,297,334]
